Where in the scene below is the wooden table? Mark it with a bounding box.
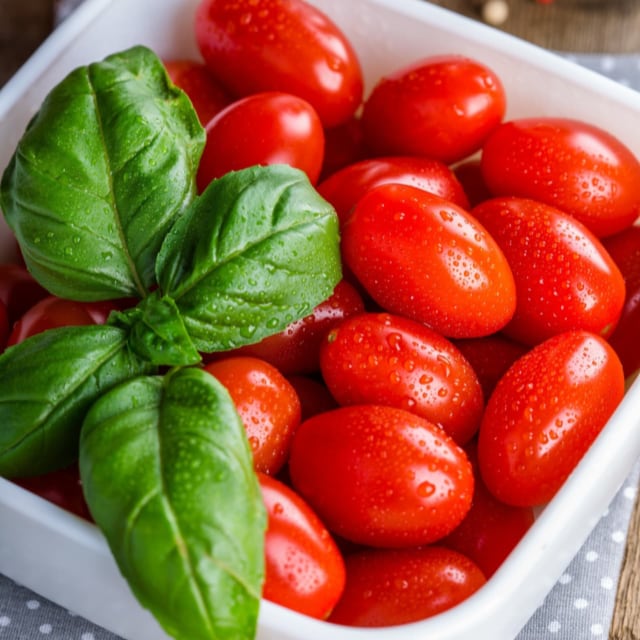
[1,1,640,638]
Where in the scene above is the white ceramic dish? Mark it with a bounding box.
[1,1,640,639]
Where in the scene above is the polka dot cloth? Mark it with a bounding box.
[1,5,640,639]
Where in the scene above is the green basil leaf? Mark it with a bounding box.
[110,291,201,367]
[0,325,155,477]
[79,368,265,640]
[0,45,205,301]
[156,165,342,352]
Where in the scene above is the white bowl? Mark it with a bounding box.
[1,1,640,639]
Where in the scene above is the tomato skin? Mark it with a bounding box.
[13,464,93,522]
[453,158,493,208]
[471,197,625,346]
[0,300,8,352]
[454,334,529,401]
[164,59,231,125]
[341,184,516,338]
[203,356,301,475]
[195,0,364,127]
[319,116,366,182]
[361,55,506,164]
[258,472,346,619]
[477,330,625,507]
[0,263,48,324]
[7,295,121,346]
[480,118,640,237]
[285,375,338,421]
[317,155,470,224]
[320,312,484,445]
[196,91,324,191]
[288,404,474,547]
[602,226,640,378]
[218,280,364,375]
[327,546,486,627]
[442,442,534,577]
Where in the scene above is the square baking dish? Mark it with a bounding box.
[1,1,640,639]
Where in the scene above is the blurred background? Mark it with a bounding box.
[2,0,640,87]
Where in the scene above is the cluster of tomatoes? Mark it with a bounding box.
[2,0,640,630]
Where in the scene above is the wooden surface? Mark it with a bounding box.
[1,1,639,638]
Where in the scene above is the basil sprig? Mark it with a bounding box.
[0,45,341,640]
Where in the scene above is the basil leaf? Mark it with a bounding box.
[79,368,265,640]
[0,45,205,301]
[156,165,342,352]
[0,325,155,477]
[110,291,201,367]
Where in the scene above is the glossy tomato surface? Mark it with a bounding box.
[258,472,345,620]
[442,442,534,577]
[204,357,301,475]
[327,546,486,627]
[341,183,516,338]
[603,225,640,378]
[317,155,470,223]
[288,404,474,547]
[472,196,625,346]
[222,280,364,375]
[196,91,324,190]
[361,55,506,164]
[195,0,364,127]
[481,117,640,237]
[164,58,231,125]
[8,295,121,346]
[319,312,484,445]
[477,330,625,506]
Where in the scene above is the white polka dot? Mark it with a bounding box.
[612,530,625,543]
[623,486,637,500]
[575,598,589,609]
[601,576,614,590]
[39,623,52,634]
[591,623,604,636]
[558,573,572,584]
[548,620,561,633]
[26,599,40,610]
[81,633,95,640]
[0,616,10,627]
[585,550,599,562]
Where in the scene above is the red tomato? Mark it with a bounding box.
[472,197,625,346]
[319,116,366,182]
[602,225,640,378]
[341,184,516,338]
[285,375,338,422]
[319,312,484,445]
[13,464,93,521]
[0,262,48,324]
[317,155,470,224]
[288,404,474,547]
[453,158,493,208]
[327,546,486,627]
[196,91,324,191]
[477,330,625,506]
[454,334,529,401]
[258,472,345,619]
[361,55,506,164]
[195,0,364,127]
[442,442,534,577]
[480,118,640,237]
[220,280,365,375]
[164,58,231,125]
[203,356,301,475]
[0,300,8,351]
[7,295,121,346]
